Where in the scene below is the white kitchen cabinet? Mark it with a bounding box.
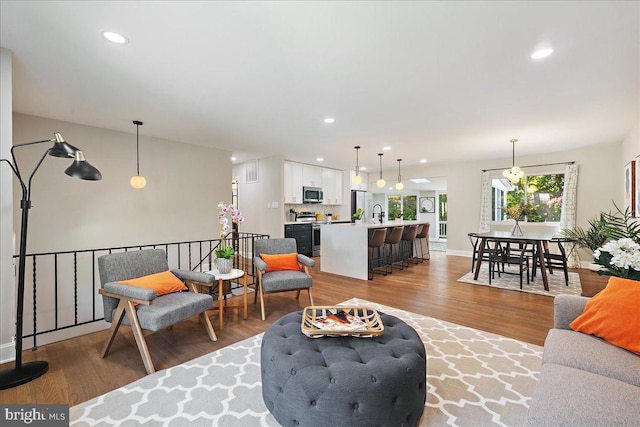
[302,164,323,188]
[322,169,335,205]
[285,161,344,205]
[284,161,303,204]
[322,168,344,205]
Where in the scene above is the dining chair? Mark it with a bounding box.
[533,237,575,286]
[489,240,531,288]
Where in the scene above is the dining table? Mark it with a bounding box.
[472,230,557,291]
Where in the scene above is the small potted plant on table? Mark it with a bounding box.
[352,208,364,224]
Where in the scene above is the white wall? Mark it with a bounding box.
[233,155,284,240]
[0,48,14,363]
[400,141,622,256]
[1,113,232,359]
[11,114,232,250]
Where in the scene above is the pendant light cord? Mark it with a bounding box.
[354,145,360,175]
[397,158,402,182]
[378,153,383,179]
[133,120,143,175]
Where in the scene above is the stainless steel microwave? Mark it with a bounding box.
[303,186,323,203]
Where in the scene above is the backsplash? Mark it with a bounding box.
[285,203,349,221]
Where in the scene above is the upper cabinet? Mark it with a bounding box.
[302,164,323,188]
[284,161,344,205]
[284,161,303,204]
[322,168,343,205]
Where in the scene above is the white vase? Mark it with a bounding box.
[216,257,233,274]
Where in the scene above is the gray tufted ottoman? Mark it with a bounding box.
[261,310,426,427]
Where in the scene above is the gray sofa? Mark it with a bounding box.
[526,295,640,426]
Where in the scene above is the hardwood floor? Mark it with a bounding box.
[0,252,608,406]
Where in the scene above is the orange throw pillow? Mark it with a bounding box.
[261,253,300,273]
[570,276,640,355]
[120,270,187,296]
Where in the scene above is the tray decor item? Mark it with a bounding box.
[301,306,384,338]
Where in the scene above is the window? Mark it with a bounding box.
[492,173,564,222]
[387,195,417,220]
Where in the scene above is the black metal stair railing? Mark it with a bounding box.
[11,232,269,350]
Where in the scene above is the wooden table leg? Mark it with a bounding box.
[243,272,248,320]
[473,238,487,280]
[536,241,549,291]
[218,278,224,330]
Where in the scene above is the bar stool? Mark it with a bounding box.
[414,223,430,262]
[385,226,405,272]
[401,225,420,266]
[368,228,388,280]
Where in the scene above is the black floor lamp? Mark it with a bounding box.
[0,132,102,390]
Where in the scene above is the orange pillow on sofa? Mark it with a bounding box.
[120,270,187,296]
[260,253,300,272]
[570,276,640,355]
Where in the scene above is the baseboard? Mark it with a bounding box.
[0,340,15,365]
[446,249,472,257]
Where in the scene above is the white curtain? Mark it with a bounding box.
[479,171,491,232]
[560,163,580,268]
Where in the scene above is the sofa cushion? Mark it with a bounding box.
[525,363,640,426]
[543,329,640,387]
[115,291,213,332]
[570,276,640,355]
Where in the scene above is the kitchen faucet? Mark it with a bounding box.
[373,204,383,223]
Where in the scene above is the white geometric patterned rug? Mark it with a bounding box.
[70,299,542,427]
[457,264,582,297]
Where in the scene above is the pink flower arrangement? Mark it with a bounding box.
[216,202,244,259]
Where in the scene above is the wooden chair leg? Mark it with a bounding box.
[295,289,301,300]
[101,300,126,358]
[123,300,155,375]
[260,286,266,321]
[308,287,314,306]
[201,312,217,341]
[258,275,266,321]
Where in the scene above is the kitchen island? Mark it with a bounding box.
[320,220,429,280]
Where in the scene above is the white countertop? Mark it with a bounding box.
[321,220,429,229]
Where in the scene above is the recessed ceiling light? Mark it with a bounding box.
[102,31,129,44]
[419,159,427,163]
[231,156,237,161]
[383,146,391,151]
[531,48,553,60]
[316,157,324,162]
[360,167,367,171]
[410,178,430,184]
[324,118,335,124]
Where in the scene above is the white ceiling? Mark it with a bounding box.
[1,1,638,172]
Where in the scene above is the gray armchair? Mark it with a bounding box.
[98,249,217,374]
[253,238,315,320]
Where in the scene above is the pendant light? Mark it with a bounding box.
[130,120,146,189]
[376,153,386,188]
[395,159,404,190]
[502,138,524,184]
[352,146,362,185]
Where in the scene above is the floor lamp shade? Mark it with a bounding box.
[65,151,102,180]
[0,132,102,390]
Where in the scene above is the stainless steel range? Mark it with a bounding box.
[296,212,320,257]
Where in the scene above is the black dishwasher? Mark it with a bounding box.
[284,223,312,257]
